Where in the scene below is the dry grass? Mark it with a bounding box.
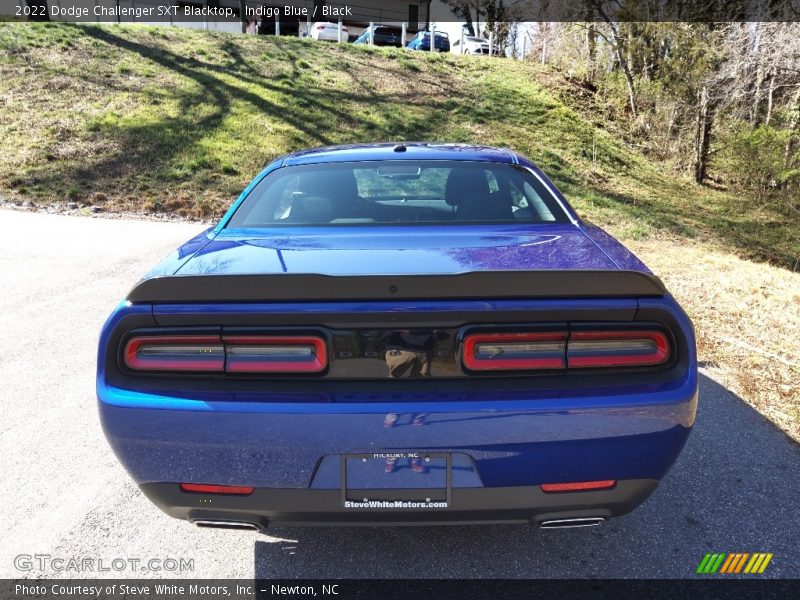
[1,23,798,268]
[626,235,800,442]
[1,23,798,440]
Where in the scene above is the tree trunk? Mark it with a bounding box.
[750,23,763,124]
[585,1,596,85]
[617,44,638,117]
[540,22,548,65]
[601,21,637,116]
[694,85,714,183]
[765,69,775,126]
[586,23,596,84]
[591,2,638,115]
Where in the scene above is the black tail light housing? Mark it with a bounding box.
[123,334,328,374]
[462,327,671,372]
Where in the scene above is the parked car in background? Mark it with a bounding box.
[98,142,698,529]
[354,24,404,47]
[258,19,300,37]
[407,30,450,52]
[309,21,348,41]
[451,35,498,55]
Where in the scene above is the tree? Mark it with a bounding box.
[588,1,638,117]
[440,0,519,48]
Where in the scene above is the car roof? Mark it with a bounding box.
[281,142,519,166]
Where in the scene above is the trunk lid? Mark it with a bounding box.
[175,225,619,276]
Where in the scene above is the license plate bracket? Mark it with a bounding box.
[341,452,451,505]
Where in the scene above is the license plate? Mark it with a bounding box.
[342,452,451,508]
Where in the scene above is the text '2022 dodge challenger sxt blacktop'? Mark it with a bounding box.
[98,143,697,530]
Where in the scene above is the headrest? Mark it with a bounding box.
[445,168,490,206]
[455,192,513,221]
[289,195,334,223]
[299,169,359,200]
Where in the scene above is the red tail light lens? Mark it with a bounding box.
[541,480,616,493]
[224,336,327,373]
[463,332,567,371]
[124,336,224,372]
[180,483,254,495]
[461,328,671,372]
[123,334,327,374]
[567,331,670,368]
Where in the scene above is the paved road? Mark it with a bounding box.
[2,209,798,579]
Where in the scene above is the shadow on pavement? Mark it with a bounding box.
[254,373,799,578]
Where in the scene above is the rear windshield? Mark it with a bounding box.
[226,160,570,228]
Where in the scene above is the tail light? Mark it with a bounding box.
[462,328,671,372]
[180,483,253,495]
[224,336,327,373]
[541,480,616,493]
[463,332,567,371]
[567,330,669,368]
[123,334,327,374]
[124,336,225,372]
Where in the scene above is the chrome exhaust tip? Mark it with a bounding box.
[539,517,606,529]
[193,520,260,531]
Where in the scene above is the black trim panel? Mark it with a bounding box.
[139,479,659,527]
[127,271,667,303]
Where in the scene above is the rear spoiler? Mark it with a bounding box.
[126,271,667,303]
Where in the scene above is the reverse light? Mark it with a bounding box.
[567,330,670,368]
[463,332,567,371]
[180,483,254,495]
[541,480,616,493]
[224,336,327,373]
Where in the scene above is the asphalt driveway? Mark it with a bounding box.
[1,209,798,579]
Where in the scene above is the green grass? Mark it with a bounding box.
[1,22,798,267]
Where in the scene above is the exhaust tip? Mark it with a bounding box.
[193,519,260,531]
[539,517,606,529]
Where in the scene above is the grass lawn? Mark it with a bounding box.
[1,22,798,440]
[1,22,798,267]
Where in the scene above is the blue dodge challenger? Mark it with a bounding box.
[98,143,697,530]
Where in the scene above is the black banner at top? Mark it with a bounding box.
[2,0,800,24]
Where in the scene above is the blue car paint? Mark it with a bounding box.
[99,295,696,489]
[173,225,621,276]
[407,32,450,52]
[98,143,697,502]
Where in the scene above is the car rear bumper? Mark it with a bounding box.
[99,373,697,527]
[140,479,659,528]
